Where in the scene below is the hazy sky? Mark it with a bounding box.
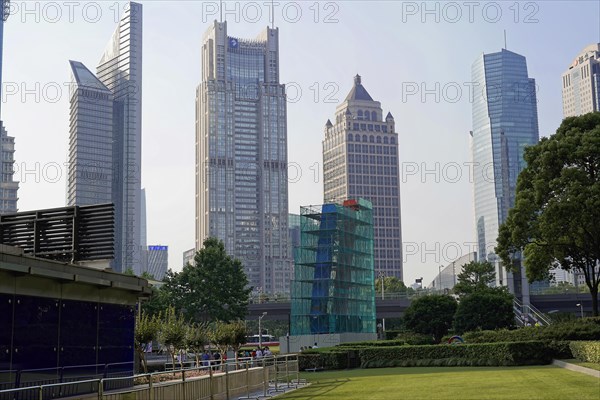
[2,1,599,285]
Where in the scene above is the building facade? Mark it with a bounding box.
[146,245,168,281]
[428,252,477,291]
[67,2,143,274]
[471,49,539,294]
[183,247,195,267]
[0,1,18,215]
[67,61,114,206]
[322,75,403,280]
[562,43,600,117]
[196,21,289,294]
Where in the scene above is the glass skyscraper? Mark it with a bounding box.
[322,75,403,281]
[0,0,18,215]
[196,21,289,294]
[471,49,539,292]
[67,2,143,274]
[146,245,168,281]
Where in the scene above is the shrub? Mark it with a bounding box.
[337,339,407,347]
[569,341,600,363]
[392,332,435,345]
[359,341,554,368]
[462,318,600,344]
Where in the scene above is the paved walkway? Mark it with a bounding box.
[552,359,600,378]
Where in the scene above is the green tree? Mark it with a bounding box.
[403,295,457,343]
[497,112,600,316]
[159,307,188,370]
[374,276,414,297]
[134,312,160,373]
[453,288,514,334]
[185,322,210,367]
[159,238,251,322]
[209,321,246,365]
[453,261,496,297]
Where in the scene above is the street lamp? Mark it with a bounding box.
[258,312,267,348]
[576,303,584,318]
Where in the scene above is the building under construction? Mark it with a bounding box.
[289,198,376,345]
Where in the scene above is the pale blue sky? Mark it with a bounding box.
[2,1,599,285]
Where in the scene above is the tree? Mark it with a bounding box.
[159,307,188,371]
[159,238,252,322]
[374,276,414,297]
[402,295,457,343]
[453,288,514,334]
[497,112,600,316]
[134,312,160,373]
[453,261,496,297]
[209,321,246,365]
[185,322,210,367]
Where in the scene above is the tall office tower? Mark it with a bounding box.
[183,248,195,267]
[67,2,143,273]
[139,188,148,274]
[147,245,168,281]
[67,61,114,206]
[471,49,539,295]
[196,21,289,294]
[562,43,600,117]
[322,75,403,280]
[0,1,18,215]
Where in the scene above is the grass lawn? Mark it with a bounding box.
[278,366,600,400]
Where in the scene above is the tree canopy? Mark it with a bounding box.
[453,261,496,297]
[497,112,600,316]
[146,237,251,322]
[402,295,457,343]
[453,289,514,334]
[374,276,414,297]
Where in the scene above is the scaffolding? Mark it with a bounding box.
[290,198,375,335]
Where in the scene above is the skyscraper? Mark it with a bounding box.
[146,245,168,281]
[196,21,289,294]
[562,43,600,117]
[67,2,143,274]
[0,0,18,215]
[471,49,539,293]
[322,75,403,280]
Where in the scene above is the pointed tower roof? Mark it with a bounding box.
[69,60,110,92]
[385,111,394,120]
[325,119,333,128]
[344,74,373,102]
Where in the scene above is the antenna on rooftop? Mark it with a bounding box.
[504,29,507,50]
[220,0,223,22]
[271,0,275,29]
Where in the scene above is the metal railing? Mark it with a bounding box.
[0,355,302,400]
[514,298,552,326]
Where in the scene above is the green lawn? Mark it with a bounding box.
[279,366,600,400]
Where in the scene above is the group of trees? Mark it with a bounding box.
[135,307,247,373]
[403,261,514,342]
[497,113,600,316]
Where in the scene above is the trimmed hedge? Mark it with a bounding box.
[359,341,555,368]
[462,318,600,344]
[570,341,600,363]
[298,349,360,370]
[337,339,407,347]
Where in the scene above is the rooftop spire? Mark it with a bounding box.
[345,74,373,102]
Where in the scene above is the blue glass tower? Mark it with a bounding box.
[471,49,539,293]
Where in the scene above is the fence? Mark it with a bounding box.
[0,355,302,400]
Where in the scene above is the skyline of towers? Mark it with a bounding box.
[322,75,403,281]
[562,43,600,118]
[470,48,539,294]
[196,21,290,294]
[67,2,144,274]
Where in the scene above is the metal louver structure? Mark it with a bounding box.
[0,203,114,263]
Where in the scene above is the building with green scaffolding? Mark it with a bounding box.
[287,198,376,348]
